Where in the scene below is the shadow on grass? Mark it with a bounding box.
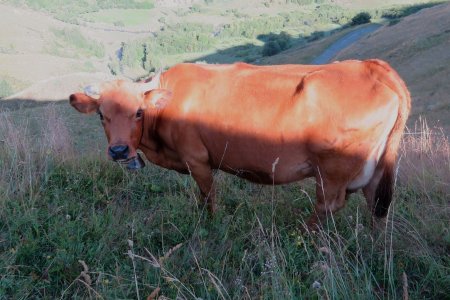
[189,26,349,65]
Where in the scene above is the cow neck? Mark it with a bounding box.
[139,74,166,152]
[139,108,161,152]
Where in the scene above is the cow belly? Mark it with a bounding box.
[222,160,314,185]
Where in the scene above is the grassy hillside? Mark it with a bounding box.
[1,0,449,299]
[0,102,448,299]
[333,2,450,130]
[1,0,443,98]
[261,2,450,131]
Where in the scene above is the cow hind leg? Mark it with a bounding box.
[363,161,394,219]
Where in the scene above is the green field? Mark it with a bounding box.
[2,0,154,23]
[0,101,449,299]
[1,0,449,298]
[82,9,154,27]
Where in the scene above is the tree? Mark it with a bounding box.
[262,41,282,56]
[351,12,371,25]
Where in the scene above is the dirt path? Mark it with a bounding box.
[311,24,382,64]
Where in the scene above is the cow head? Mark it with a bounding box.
[69,72,172,170]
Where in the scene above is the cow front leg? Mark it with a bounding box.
[306,176,348,230]
[186,162,216,215]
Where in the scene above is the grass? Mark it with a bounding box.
[2,0,154,23]
[82,9,154,27]
[409,30,450,54]
[0,0,449,298]
[45,28,105,59]
[0,80,13,99]
[106,3,356,73]
[380,1,446,19]
[0,76,29,99]
[0,104,448,299]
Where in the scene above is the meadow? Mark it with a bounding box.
[0,103,448,299]
[1,0,449,299]
[0,0,445,96]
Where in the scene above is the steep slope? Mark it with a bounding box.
[334,3,450,129]
[261,3,450,130]
[0,3,149,97]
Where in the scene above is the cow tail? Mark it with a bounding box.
[369,59,411,218]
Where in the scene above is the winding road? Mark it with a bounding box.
[311,24,382,64]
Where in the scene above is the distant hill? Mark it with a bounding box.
[263,2,450,130]
[333,2,450,129]
[1,0,447,131]
[154,0,202,7]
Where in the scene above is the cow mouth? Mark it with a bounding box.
[116,153,145,170]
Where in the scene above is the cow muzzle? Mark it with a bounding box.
[109,145,129,161]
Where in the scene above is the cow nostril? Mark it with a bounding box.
[109,145,129,160]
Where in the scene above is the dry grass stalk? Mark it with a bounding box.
[159,243,183,264]
[400,119,450,195]
[78,260,92,286]
[0,105,74,198]
[402,272,409,300]
[146,287,160,300]
[41,104,74,161]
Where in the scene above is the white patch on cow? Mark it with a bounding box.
[348,90,399,190]
[348,157,377,190]
[348,130,390,190]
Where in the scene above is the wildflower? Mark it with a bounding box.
[318,247,330,255]
[312,280,321,289]
[356,223,364,232]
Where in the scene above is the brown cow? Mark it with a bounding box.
[69,60,410,227]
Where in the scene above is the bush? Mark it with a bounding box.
[351,12,371,25]
[220,16,285,39]
[262,41,282,56]
[261,31,292,56]
[307,30,325,41]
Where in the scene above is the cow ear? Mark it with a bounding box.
[69,93,99,114]
[143,89,172,109]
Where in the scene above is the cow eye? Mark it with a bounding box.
[136,109,144,119]
[97,111,104,121]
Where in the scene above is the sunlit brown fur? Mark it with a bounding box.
[70,60,410,228]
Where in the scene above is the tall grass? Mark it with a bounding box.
[0,76,28,99]
[0,105,73,199]
[0,111,448,298]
